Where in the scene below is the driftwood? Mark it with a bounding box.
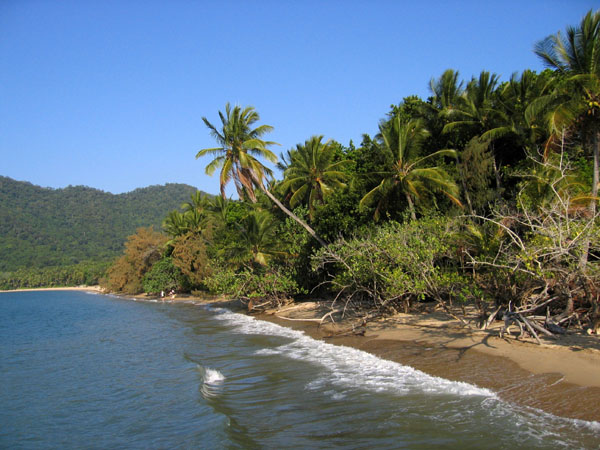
[275,309,343,327]
[545,319,567,335]
[482,305,502,330]
[500,310,563,345]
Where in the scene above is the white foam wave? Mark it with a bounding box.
[209,308,303,340]
[206,306,600,435]
[209,307,494,398]
[203,367,225,384]
[197,365,225,400]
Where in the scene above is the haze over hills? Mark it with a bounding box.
[0,176,206,272]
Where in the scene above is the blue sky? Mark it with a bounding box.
[1,1,597,195]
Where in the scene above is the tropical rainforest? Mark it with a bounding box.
[19,11,600,336]
[0,177,202,289]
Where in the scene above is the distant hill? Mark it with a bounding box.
[0,176,206,272]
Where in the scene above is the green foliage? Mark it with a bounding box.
[272,206,317,291]
[359,117,461,220]
[458,136,495,213]
[463,149,600,312]
[142,258,185,294]
[278,136,351,218]
[312,189,371,240]
[196,102,278,201]
[203,264,304,300]
[313,217,471,311]
[227,210,283,267]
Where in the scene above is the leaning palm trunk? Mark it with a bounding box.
[249,171,328,247]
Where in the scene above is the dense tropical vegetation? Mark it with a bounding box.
[39,11,600,336]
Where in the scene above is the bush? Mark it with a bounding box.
[203,264,304,303]
[312,217,471,312]
[142,257,185,294]
[100,227,167,294]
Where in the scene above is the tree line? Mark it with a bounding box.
[102,11,600,336]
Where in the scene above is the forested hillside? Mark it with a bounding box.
[0,176,203,272]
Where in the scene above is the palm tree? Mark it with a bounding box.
[429,69,464,110]
[442,72,502,183]
[442,71,500,137]
[196,103,278,202]
[206,194,230,225]
[163,210,188,238]
[279,136,350,219]
[533,9,600,214]
[360,117,461,220]
[181,191,210,215]
[483,70,553,151]
[197,103,327,246]
[163,209,206,238]
[229,210,283,267]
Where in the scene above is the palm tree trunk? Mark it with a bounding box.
[458,156,475,215]
[492,157,502,199]
[405,193,417,221]
[591,130,599,216]
[250,172,328,247]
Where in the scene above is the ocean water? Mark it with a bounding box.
[1,291,598,449]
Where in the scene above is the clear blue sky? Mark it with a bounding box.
[1,1,597,195]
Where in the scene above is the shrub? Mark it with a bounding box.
[142,257,185,294]
[312,217,471,312]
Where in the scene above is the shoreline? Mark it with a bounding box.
[130,293,600,421]
[255,301,600,422]
[255,301,600,386]
[4,288,599,421]
[0,286,104,293]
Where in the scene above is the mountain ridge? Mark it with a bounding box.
[0,175,208,272]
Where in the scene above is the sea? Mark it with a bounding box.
[1,290,599,449]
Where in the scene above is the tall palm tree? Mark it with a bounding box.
[442,71,500,136]
[196,103,327,246]
[533,9,600,214]
[360,117,461,220]
[196,103,277,201]
[279,136,350,219]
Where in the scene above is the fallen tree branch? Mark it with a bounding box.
[275,309,343,326]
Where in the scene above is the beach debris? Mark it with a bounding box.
[500,308,562,345]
